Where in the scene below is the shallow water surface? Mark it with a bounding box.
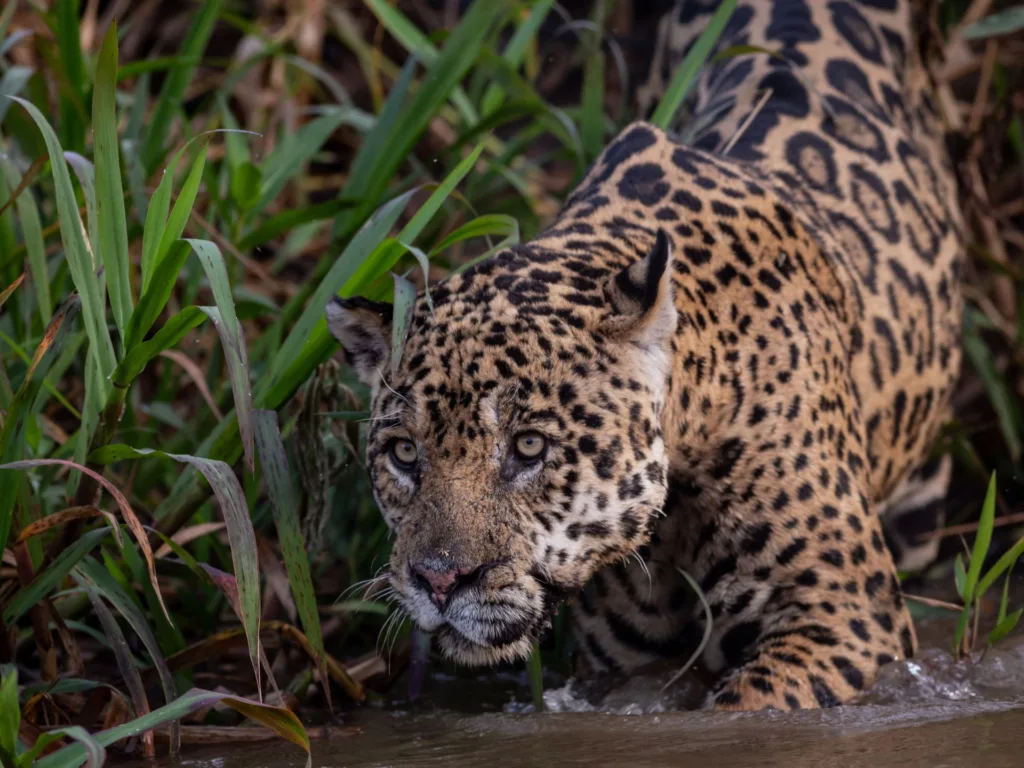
[152,631,1024,768]
[166,700,1024,768]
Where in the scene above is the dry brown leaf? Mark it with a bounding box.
[17,505,119,543]
[154,522,227,558]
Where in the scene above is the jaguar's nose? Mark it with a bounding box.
[410,558,493,606]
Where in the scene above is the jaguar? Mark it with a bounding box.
[326,0,962,710]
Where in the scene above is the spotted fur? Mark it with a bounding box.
[326,0,962,711]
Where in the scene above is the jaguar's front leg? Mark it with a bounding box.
[706,551,913,711]
[690,461,915,711]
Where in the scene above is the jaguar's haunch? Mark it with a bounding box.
[326,0,962,710]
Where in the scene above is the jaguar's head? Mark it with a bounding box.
[326,231,676,665]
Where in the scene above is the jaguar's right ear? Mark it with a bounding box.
[600,228,676,346]
[325,296,393,388]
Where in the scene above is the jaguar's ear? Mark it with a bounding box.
[325,296,393,388]
[601,228,676,346]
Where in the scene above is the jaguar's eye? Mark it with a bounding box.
[389,439,418,470]
[513,431,547,461]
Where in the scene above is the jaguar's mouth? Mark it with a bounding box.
[411,573,572,666]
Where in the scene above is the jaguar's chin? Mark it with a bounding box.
[435,622,540,667]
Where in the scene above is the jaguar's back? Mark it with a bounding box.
[646,0,963,510]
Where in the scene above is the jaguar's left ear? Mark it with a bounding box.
[325,296,393,388]
[600,228,676,346]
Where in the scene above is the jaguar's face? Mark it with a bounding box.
[326,232,676,665]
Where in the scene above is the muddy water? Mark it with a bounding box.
[168,702,1024,768]
[149,617,1024,768]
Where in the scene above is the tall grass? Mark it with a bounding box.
[0,0,1022,763]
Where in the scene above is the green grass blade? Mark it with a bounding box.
[63,152,101,272]
[117,55,208,80]
[401,145,485,242]
[1,456,168,620]
[1,527,109,625]
[975,535,1024,599]
[329,57,414,245]
[481,0,556,115]
[391,273,417,375]
[73,557,179,751]
[154,145,209,282]
[237,198,358,251]
[335,1,503,237]
[270,188,416,382]
[988,609,1022,645]
[996,568,1012,626]
[67,345,104,500]
[115,537,185,658]
[254,109,348,215]
[35,688,310,768]
[9,96,117,380]
[123,74,152,226]
[186,239,254,471]
[964,472,998,600]
[0,65,33,128]
[19,679,112,698]
[382,1,499,168]
[953,553,967,599]
[0,173,15,285]
[0,295,82,550]
[17,729,92,768]
[451,56,584,164]
[0,1,18,46]
[962,7,1024,40]
[141,0,223,172]
[27,725,106,768]
[55,0,86,153]
[362,0,478,125]
[219,97,246,176]
[80,581,153,737]
[199,304,254,469]
[219,99,261,212]
[0,666,17,761]
[115,307,206,388]
[650,0,737,129]
[0,156,50,325]
[954,471,998,652]
[124,240,192,351]
[402,243,435,313]
[139,131,241,292]
[253,410,329,702]
[140,159,176,295]
[344,143,485,296]
[0,31,31,61]
[430,213,519,256]
[88,445,262,696]
[92,21,134,342]
[159,146,485,529]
